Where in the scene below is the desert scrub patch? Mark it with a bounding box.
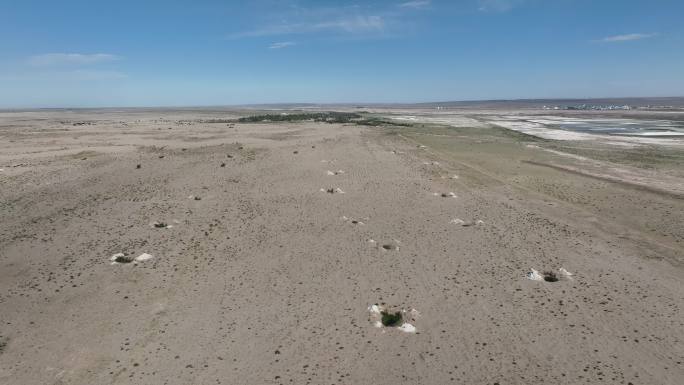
[381,311,403,327]
[368,305,419,333]
[543,271,559,282]
[238,112,362,123]
[152,221,170,228]
[527,268,573,282]
[236,112,413,127]
[0,336,8,354]
[113,254,134,264]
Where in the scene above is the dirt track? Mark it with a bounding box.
[1,110,682,384]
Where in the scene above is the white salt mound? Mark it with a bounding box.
[135,253,154,262]
[527,269,543,281]
[398,323,417,333]
[559,268,573,279]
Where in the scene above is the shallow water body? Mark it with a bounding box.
[531,118,684,137]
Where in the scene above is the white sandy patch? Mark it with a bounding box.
[526,145,591,162]
[526,269,543,281]
[394,115,417,121]
[397,323,417,333]
[109,253,126,265]
[390,115,486,128]
[489,120,592,141]
[320,188,344,193]
[451,219,484,227]
[559,267,573,279]
[135,253,154,262]
[109,252,152,265]
[341,216,365,225]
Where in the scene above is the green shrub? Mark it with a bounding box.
[381,311,403,326]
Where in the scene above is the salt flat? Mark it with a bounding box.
[386,110,684,146]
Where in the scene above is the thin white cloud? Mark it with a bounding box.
[314,15,385,33]
[599,33,658,42]
[269,41,296,49]
[478,0,525,12]
[28,53,121,67]
[399,1,431,9]
[0,69,127,81]
[227,15,385,39]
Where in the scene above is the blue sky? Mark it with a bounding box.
[1,0,683,107]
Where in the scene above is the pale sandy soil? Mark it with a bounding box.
[0,109,682,385]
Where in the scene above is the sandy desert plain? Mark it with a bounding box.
[0,106,683,385]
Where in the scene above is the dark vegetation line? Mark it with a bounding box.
[239,112,360,123]
[234,112,412,127]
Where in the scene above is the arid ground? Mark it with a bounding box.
[1,108,682,385]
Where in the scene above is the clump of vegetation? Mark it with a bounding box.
[381,311,403,327]
[114,255,135,264]
[355,117,412,127]
[238,112,362,123]
[0,336,8,353]
[543,271,559,282]
[237,112,413,127]
[197,119,235,123]
[153,222,168,228]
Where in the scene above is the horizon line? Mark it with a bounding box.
[2,95,684,111]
